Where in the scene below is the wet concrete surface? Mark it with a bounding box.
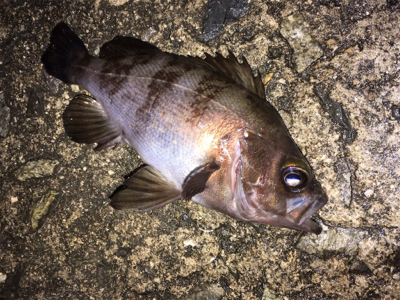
[1,0,399,299]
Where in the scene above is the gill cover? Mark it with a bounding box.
[231,130,276,219]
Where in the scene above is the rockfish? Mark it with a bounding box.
[42,22,327,234]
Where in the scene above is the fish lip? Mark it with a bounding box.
[287,194,328,226]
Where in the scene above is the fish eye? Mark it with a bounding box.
[281,158,310,192]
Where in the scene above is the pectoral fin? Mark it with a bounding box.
[110,166,181,211]
[62,94,123,151]
[181,161,220,200]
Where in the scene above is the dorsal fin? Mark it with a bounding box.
[202,51,266,99]
[99,36,160,59]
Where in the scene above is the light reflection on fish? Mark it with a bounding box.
[42,22,327,234]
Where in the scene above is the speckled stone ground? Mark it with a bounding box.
[1,0,399,299]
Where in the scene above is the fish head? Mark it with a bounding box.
[229,130,328,234]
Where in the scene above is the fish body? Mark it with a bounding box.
[42,23,327,233]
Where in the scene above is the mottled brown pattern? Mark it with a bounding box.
[133,52,159,66]
[194,74,226,97]
[98,52,159,98]
[135,56,198,123]
[187,74,230,124]
[188,96,211,125]
[145,69,180,109]
[99,61,130,97]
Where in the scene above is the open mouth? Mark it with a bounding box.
[287,195,328,234]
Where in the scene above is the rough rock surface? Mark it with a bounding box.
[1,0,399,299]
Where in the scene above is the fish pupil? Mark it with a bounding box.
[285,173,302,187]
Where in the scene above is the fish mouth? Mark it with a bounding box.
[300,218,323,234]
[286,194,328,234]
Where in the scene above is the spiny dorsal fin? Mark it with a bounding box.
[62,94,122,151]
[202,51,266,99]
[99,36,160,59]
[110,165,181,211]
[182,161,221,200]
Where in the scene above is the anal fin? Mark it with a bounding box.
[62,94,122,151]
[110,166,181,211]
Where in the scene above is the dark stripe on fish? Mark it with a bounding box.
[188,74,232,124]
[99,52,160,97]
[139,57,195,114]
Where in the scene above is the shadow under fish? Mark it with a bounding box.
[42,22,328,234]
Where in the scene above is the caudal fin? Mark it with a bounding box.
[41,22,89,84]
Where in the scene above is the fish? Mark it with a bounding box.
[42,22,328,234]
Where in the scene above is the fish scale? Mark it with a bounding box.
[42,22,328,233]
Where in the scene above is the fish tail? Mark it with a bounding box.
[41,22,89,84]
